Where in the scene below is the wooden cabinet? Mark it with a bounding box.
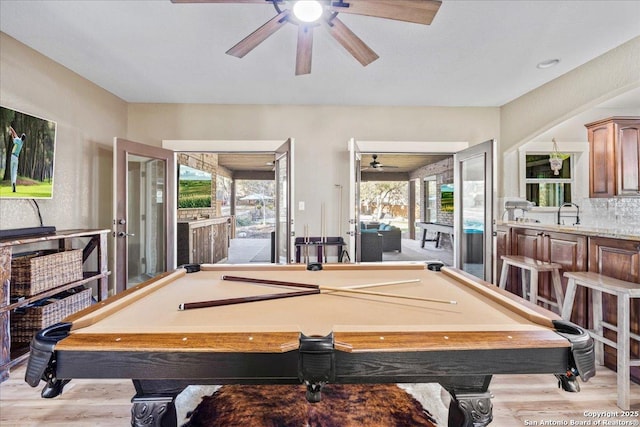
[617,121,640,195]
[586,117,640,197]
[0,229,110,382]
[588,236,640,383]
[511,227,588,323]
[177,218,230,265]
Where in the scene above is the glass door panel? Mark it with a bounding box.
[454,140,495,281]
[348,139,362,262]
[275,139,294,263]
[114,138,175,293]
[126,155,166,287]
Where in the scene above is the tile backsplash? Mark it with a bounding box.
[579,197,640,235]
[499,197,640,236]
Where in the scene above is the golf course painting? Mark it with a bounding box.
[0,106,57,199]
[178,164,212,208]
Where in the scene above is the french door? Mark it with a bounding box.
[346,139,495,282]
[275,139,295,263]
[114,138,175,292]
[453,139,496,281]
[347,138,362,262]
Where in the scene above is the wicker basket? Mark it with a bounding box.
[11,249,83,297]
[10,287,92,344]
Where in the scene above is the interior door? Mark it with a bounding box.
[274,138,294,263]
[348,138,362,262]
[114,138,175,292]
[453,139,495,281]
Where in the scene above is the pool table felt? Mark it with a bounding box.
[59,264,569,353]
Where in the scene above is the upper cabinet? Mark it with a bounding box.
[586,117,640,197]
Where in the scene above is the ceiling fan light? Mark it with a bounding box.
[292,1,323,23]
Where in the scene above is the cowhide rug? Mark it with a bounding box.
[176,383,449,426]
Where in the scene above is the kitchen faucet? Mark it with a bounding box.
[557,202,580,225]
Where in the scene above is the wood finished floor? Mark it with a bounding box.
[1,362,638,426]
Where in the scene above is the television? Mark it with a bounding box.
[0,106,57,199]
[178,164,212,208]
[440,183,454,212]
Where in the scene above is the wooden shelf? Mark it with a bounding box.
[2,272,110,314]
[0,229,110,383]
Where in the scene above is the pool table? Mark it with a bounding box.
[25,263,594,427]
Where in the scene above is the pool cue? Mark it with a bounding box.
[222,275,420,291]
[179,289,318,311]
[305,224,310,264]
[221,275,456,305]
[335,184,342,237]
[321,202,326,262]
[319,286,457,305]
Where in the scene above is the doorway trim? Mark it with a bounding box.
[162,139,295,263]
[348,140,469,262]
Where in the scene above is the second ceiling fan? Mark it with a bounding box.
[364,154,399,171]
[171,0,441,75]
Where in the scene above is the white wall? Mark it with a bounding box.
[0,33,127,232]
[127,104,500,240]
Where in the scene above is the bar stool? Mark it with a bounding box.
[562,271,640,410]
[499,255,564,312]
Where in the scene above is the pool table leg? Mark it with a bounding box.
[131,394,178,427]
[448,391,493,427]
[132,380,187,427]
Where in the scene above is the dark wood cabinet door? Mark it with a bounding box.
[510,228,542,297]
[587,121,616,198]
[589,236,640,383]
[510,228,588,322]
[542,231,588,324]
[512,227,541,258]
[617,122,640,196]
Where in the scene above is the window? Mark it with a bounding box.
[423,176,437,222]
[524,154,572,207]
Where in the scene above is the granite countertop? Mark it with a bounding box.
[497,221,640,242]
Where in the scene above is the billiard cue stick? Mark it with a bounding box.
[178,289,319,311]
[304,224,309,264]
[222,275,419,290]
[222,275,420,291]
[221,276,456,305]
[319,286,457,305]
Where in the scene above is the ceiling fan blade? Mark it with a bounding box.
[296,25,314,75]
[171,1,279,4]
[330,0,441,25]
[226,10,290,58]
[323,17,378,66]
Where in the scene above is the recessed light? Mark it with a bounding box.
[537,59,560,69]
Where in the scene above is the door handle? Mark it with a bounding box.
[117,231,135,238]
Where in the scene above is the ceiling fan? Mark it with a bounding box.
[171,0,441,75]
[363,154,399,171]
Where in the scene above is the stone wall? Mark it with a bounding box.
[411,157,454,225]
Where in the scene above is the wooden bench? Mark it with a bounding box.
[499,255,564,312]
[562,271,640,410]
